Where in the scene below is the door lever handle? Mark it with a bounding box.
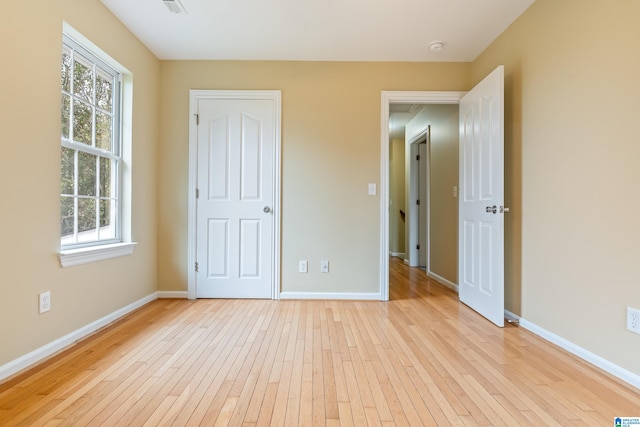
[485,205,497,214]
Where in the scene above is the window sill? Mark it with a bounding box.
[59,242,137,268]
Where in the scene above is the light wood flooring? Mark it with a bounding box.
[1,257,638,426]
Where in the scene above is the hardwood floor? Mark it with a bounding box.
[1,257,638,426]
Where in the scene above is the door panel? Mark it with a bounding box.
[240,114,262,200]
[208,115,230,200]
[207,219,229,277]
[196,97,275,298]
[239,219,261,278]
[459,65,505,327]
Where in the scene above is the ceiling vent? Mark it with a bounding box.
[162,0,186,14]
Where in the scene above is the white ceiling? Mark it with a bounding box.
[100,0,535,62]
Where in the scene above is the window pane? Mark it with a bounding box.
[61,94,71,139]
[99,199,116,240]
[99,157,112,197]
[78,152,96,196]
[73,59,93,103]
[61,48,71,93]
[96,111,111,151]
[61,147,75,195]
[77,198,97,238]
[73,100,93,145]
[60,196,75,237]
[96,70,113,111]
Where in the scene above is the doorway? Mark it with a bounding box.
[380,92,465,301]
[381,66,505,328]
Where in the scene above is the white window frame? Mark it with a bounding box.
[59,24,135,267]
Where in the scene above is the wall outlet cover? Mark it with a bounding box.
[39,291,51,314]
[627,307,640,334]
[320,260,329,273]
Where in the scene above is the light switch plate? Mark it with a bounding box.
[299,260,308,273]
[368,183,377,196]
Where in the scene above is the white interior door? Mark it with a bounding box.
[195,95,278,298]
[458,66,505,327]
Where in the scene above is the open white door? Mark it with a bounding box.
[458,66,505,327]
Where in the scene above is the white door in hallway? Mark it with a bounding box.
[195,92,280,298]
[458,66,505,327]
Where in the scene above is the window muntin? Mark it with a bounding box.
[60,36,121,249]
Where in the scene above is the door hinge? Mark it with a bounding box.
[195,113,199,125]
[416,199,420,205]
[417,244,420,250]
[416,154,420,161]
[196,188,199,199]
[195,262,199,272]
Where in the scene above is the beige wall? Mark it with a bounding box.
[157,61,470,294]
[473,0,640,374]
[0,2,160,365]
[425,105,459,283]
[389,137,406,256]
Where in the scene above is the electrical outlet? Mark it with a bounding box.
[299,260,308,273]
[627,307,640,334]
[39,291,51,314]
[320,260,329,273]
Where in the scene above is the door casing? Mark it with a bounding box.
[187,90,282,300]
[406,131,429,269]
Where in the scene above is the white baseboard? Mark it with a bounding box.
[518,317,640,391]
[0,292,158,383]
[389,252,406,259]
[427,272,458,292]
[157,291,188,299]
[279,292,382,301]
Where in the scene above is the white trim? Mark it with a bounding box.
[59,242,137,268]
[62,22,131,74]
[0,292,156,383]
[519,318,640,391]
[188,90,282,300]
[406,132,431,269]
[380,91,466,302]
[60,23,134,258]
[427,271,458,292]
[157,291,188,299]
[389,252,405,258]
[280,292,381,301]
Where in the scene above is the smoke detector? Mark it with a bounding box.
[429,41,445,53]
[163,0,187,13]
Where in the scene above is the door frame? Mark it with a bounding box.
[187,90,282,300]
[380,91,465,301]
[407,129,429,269]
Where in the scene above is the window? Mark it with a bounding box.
[59,28,135,267]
